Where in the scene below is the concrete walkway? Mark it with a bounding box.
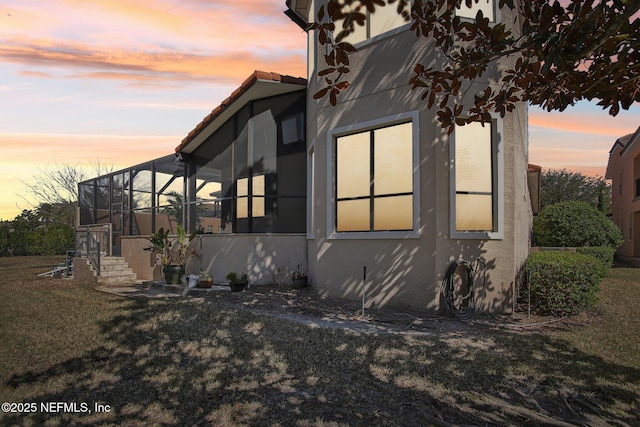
[95,282,231,298]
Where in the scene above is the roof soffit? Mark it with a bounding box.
[285,0,312,27]
[619,126,640,158]
[289,0,311,17]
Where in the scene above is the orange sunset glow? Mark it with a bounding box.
[0,0,638,220]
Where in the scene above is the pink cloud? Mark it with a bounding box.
[529,112,635,137]
[1,132,176,168]
[0,40,306,85]
[18,69,53,78]
[0,0,307,73]
[4,0,303,52]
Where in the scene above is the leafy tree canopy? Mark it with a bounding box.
[541,168,611,213]
[312,0,640,132]
[0,208,75,256]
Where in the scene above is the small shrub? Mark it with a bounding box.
[533,201,622,248]
[576,246,616,269]
[524,251,606,316]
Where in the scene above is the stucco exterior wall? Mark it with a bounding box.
[72,257,98,285]
[122,234,307,285]
[305,4,530,315]
[122,236,162,282]
[186,234,307,285]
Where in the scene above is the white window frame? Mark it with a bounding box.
[307,25,316,83]
[307,143,316,239]
[327,111,421,240]
[449,116,504,240]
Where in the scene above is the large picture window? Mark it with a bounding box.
[335,121,414,232]
[450,119,503,239]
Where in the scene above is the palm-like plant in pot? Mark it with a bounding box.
[145,225,195,284]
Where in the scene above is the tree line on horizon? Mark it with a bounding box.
[0,164,612,257]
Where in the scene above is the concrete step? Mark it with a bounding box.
[99,256,127,264]
[91,256,138,286]
[97,273,139,286]
[99,267,136,277]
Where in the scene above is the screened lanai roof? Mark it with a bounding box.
[80,70,306,190]
[79,70,308,238]
[175,70,306,155]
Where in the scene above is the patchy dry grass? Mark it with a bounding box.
[0,256,638,426]
[547,265,640,369]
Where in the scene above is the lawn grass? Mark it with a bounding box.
[549,265,640,368]
[0,256,638,426]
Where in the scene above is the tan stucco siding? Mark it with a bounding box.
[122,234,307,285]
[608,141,640,258]
[306,18,530,315]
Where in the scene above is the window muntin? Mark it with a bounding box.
[457,0,495,22]
[335,122,413,232]
[452,120,502,236]
[236,176,265,219]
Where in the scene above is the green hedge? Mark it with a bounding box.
[533,201,622,248]
[576,246,616,269]
[525,251,606,316]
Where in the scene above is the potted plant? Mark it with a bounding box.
[226,271,249,292]
[198,270,213,288]
[289,265,308,289]
[145,225,195,285]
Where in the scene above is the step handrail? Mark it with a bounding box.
[75,225,109,276]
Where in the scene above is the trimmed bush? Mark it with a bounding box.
[576,246,616,269]
[533,201,622,248]
[525,251,606,316]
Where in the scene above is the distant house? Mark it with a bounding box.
[605,126,640,260]
[78,1,533,315]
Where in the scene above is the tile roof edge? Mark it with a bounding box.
[617,125,640,156]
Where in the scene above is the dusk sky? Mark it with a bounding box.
[1,0,638,220]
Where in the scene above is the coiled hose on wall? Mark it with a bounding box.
[441,260,480,320]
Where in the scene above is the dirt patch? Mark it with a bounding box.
[203,283,567,336]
